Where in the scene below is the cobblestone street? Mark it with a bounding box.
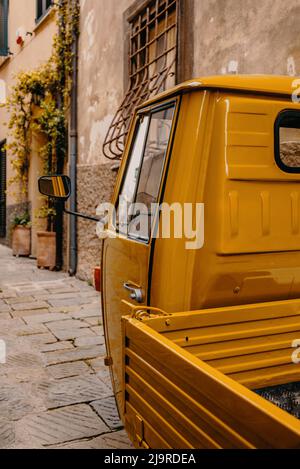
[0,245,131,449]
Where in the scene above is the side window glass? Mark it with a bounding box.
[119,115,150,207]
[118,102,176,241]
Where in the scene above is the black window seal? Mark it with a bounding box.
[274,109,300,174]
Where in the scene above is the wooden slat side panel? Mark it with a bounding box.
[128,340,270,448]
[230,363,300,390]
[126,385,193,449]
[163,315,300,346]
[144,299,300,333]
[125,401,172,449]
[157,308,300,389]
[208,347,299,374]
[126,348,254,448]
[154,302,300,388]
[127,366,221,448]
[124,318,300,449]
[187,330,300,361]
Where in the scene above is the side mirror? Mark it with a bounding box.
[38,175,71,201]
[38,175,101,223]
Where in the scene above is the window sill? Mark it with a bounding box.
[34,7,55,34]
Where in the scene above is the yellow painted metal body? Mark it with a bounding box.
[101,75,300,448]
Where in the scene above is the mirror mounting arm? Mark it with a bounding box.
[63,207,101,223]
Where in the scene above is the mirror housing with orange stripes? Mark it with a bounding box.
[38,175,71,201]
[38,175,101,222]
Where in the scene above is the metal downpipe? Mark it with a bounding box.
[69,0,79,276]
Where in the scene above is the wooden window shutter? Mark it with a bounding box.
[0,0,9,56]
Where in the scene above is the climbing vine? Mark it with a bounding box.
[4,0,79,219]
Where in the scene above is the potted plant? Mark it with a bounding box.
[11,212,31,257]
[36,203,57,270]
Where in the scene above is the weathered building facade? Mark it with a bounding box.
[75,0,300,280]
[0,0,57,255]
[1,0,300,281]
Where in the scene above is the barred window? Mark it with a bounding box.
[103,0,178,161]
[0,0,9,56]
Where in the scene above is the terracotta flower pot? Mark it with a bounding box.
[36,231,56,269]
[12,226,31,257]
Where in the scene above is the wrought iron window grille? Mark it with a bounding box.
[103,0,178,161]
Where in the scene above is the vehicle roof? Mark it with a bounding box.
[140,75,298,108]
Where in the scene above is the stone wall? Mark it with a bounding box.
[76,163,118,281]
[193,0,300,76]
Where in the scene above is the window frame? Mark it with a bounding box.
[274,109,300,174]
[115,97,180,244]
[36,0,52,24]
[0,0,9,57]
[124,0,194,88]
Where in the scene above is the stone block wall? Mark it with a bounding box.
[76,163,118,281]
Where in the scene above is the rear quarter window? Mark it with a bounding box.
[275,110,300,173]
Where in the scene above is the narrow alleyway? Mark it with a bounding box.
[0,245,131,449]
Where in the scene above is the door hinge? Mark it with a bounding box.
[135,414,149,448]
[104,356,113,366]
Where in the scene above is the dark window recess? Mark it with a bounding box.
[36,0,52,22]
[0,0,9,56]
[103,0,178,160]
[275,110,300,173]
[0,142,6,238]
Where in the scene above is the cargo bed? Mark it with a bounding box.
[122,299,300,448]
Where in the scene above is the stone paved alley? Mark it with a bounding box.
[0,245,131,449]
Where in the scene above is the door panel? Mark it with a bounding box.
[102,236,149,411]
[102,100,178,415]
